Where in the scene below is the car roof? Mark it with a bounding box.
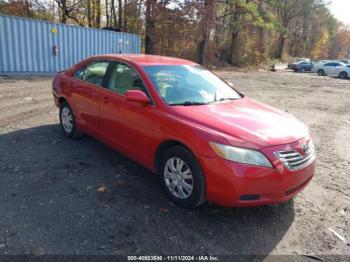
[90,54,197,66]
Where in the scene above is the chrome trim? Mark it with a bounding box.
[274,140,315,171]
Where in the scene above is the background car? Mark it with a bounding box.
[287,58,310,69]
[341,59,350,64]
[335,64,350,79]
[290,61,314,72]
[311,61,346,76]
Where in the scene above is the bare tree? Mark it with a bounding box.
[145,0,156,54]
[118,0,122,29]
[198,0,216,65]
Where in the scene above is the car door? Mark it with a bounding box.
[70,60,110,135]
[300,62,309,71]
[333,63,344,76]
[323,63,333,75]
[99,61,157,166]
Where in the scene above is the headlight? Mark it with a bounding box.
[209,142,272,167]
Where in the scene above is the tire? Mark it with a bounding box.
[317,69,325,76]
[339,71,348,79]
[160,146,206,208]
[59,101,82,138]
[301,68,306,73]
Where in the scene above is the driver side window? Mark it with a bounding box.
[108,63,145,95]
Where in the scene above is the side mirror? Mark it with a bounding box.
[125,90,149,105]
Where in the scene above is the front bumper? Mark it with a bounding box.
[197,142,316,207]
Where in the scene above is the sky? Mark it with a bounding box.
[329,0,350,25]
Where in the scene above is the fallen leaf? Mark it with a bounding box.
[328,228,348,244]
[97,186,107,192]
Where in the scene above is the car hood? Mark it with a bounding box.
[172,97,310,148]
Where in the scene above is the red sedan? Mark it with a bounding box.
[52,54,316,208]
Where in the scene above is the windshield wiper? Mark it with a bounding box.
[208,97,239,104]
[169,101,208,106]
[219,97,239,101]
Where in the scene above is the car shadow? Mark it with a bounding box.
[328,76,350,80]
[0,124,295,256]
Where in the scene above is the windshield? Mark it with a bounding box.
[143,65,242,105]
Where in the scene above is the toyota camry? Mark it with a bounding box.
[52,54,316,208]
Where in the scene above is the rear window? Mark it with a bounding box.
[73,60,110,87]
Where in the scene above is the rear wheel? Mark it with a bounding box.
[339,71,348,79]
[160,146,206,208]
[59,101,82,138]
[317,69,325,76]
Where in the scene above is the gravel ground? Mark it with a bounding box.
[0,71,349,258]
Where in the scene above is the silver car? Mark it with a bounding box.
[335,64,350,79]
[312,61,346,76]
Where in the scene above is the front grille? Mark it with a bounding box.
[275,140,315,171]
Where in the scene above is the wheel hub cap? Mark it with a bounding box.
[61,107,73,133]
[164,157,193,199]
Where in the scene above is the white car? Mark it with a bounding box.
[312,61,346,76]
[335,64,350,79]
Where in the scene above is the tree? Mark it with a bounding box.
[268,0,303,59]
[197,0,216,65]
[1,0,348,64]
[330,24,350,59]
[145,0,156,54]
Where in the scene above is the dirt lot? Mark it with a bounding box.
[0,71,349,258]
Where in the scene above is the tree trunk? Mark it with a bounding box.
[118,0,122,30]
[95,0,101,28]
[61,0,67,24]
[257,0,265,55]
[198,32,208,65]
[145,0,155,54]
[105,0,110,27]
[276,34,286,59]
[336,46,342,59]
[197,0,215,65]
[123,0,128,32]
[87,0,93,27]
[111,0,117,27]
[228,30,239,65]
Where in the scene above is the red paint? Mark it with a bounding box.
[125,90,149,104]
[53,54,315,207]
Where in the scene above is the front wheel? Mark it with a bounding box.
[59,101,82,138]
[160,146,206,208]
[317,69,325,76]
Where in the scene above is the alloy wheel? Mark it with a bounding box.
[61,107,73,133]
[340,72,348,79]
[164,157,193,199]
